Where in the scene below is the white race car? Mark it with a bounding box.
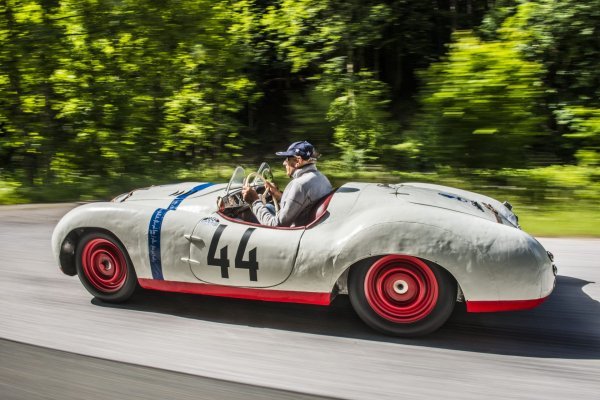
[52,163,557,336]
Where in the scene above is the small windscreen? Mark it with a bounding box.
[225,166,245,195]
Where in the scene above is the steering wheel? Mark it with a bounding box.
[243,172,280,213]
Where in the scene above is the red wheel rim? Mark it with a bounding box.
[81,238,127,293]
[364,255,439,323]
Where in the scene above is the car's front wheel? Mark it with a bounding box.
[76,232,137,303]
[348,255,456,337]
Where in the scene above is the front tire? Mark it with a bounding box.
[76,232,137,303]
[349,255,456,337]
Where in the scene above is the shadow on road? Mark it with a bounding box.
[94,275,600,359]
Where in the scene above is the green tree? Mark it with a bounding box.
[316,58,392,164]
[477,0,600,164]
[53,0,256,174]
[526,0,600,163]
[0,0,258,186]
[409,3,547,168]
[526,0,600,107]
[556,106,600,166]
[0,0,66,184]
[261,0,394,161]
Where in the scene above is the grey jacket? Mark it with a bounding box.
[252,163,332,227]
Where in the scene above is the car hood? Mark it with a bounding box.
[112,182,225,203]
[394,182,519,227]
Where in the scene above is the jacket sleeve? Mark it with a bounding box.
[252,182,307,227]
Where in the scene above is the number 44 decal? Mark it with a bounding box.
[207,225,259,281]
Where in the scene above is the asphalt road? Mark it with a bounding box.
[0,204,599,399]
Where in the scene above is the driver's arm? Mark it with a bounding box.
[252,181,307,227]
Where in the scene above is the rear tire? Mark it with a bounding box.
[349,255,456,337]
[76,232,137,303]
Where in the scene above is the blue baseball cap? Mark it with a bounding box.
[275,141,315,160]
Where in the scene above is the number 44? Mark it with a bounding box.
[207,225,259,281]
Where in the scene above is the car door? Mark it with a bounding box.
[185,213,304,288]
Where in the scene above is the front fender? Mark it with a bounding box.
[51,202,155,277]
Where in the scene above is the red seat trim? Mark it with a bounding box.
[305,190,335,228]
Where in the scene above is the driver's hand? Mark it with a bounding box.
[242,186,259,204]
[264,181,282,202]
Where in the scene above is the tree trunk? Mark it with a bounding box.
[450,0,457,31]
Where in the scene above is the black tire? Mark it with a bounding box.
[348,255,456,337]
[75,232,138,303]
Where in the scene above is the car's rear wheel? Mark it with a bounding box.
[76,232,137,303]
[349,255,456,337]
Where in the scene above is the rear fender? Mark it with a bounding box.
[332,221,497,302]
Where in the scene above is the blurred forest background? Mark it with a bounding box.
[0,0,598,234]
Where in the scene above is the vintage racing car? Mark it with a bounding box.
[52,163,557,336]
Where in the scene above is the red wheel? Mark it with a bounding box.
[364,255,439,323]
[76,232,137,302]
[81,238,128,293]
[349,255,456,337]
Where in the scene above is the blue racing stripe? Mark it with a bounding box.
[148,208,167,279]
[148,183,215,280]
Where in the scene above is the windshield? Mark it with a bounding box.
[225,166,245,195]
[256,162,274,185]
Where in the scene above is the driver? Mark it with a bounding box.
[242,141,332,227]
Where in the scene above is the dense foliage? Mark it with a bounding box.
[411,5,548,168]
[0,0,598,194]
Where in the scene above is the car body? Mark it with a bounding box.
[52,165,557,336]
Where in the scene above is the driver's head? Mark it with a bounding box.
[276,141,318,177]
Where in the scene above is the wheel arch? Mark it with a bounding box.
[58,227,129,276]
[333,255,462,302]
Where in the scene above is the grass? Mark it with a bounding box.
[0,179,25,204]
[518,207,600,237]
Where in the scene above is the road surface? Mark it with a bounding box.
[0,204,598,399]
